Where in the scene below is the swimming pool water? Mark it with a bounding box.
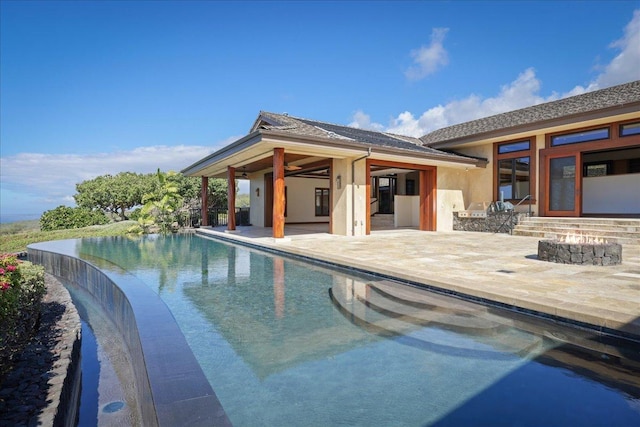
[76,234,640,426]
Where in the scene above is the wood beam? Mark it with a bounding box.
[227,166,236,231]
[201,176,209,226]
[366,159,371,235]
[419,168,437,231]
[328,160,333,235]
[273,148,285,238]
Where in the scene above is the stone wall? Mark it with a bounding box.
[453,212,529,233]
[538,240,622,265]
[0,274,82,427]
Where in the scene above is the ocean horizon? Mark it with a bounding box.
[0,213,41,224]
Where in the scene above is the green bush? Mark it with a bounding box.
[40,205,109,231]
[0,255,46,378]
[128,207,142,221]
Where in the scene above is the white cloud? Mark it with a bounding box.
[604,9,640,84]
[405,28,450,81]
[383,68,556,137]
[0,138,239,217]
[348,110,385,131]
[358,10,640,138]
[563,9,640,94]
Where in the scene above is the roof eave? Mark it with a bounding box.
[427,100,640,149]
[181,131,263,175]
[260,130,485,167]
[182,127,485,177]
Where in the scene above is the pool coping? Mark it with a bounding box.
[194,228,640,343]
[28,241,232,427]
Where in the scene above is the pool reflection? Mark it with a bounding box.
[74,234,640,426]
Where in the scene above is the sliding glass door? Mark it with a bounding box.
[545,153,581,216]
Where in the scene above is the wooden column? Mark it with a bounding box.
[365,159,372,235]
[201,176,209,226]
[272,148,285,238]
[419,168,437,231]
[328,161,333,235]
[227,166,236,231]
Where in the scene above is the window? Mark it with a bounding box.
[495,139,533,201]
[584,162,610,177]
[498,157,530,200]
[315,188,330,216]
[551,128,609,146]
[498,140,530,154]
[620,122,640,137]
[405,179,415,195]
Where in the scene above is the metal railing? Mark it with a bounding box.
[493,194,532,234]
[189,207,250,228]
[370,197,379,215]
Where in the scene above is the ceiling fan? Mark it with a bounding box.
[284,163,302,171]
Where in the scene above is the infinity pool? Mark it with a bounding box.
[40,235,640,425]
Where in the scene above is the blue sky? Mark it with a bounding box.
[1,1,639,221]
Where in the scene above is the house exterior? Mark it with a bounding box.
[182,80,640,238]
[423,80,640,219]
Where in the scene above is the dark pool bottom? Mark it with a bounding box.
[29,235,640,426]
[69,286,141,426]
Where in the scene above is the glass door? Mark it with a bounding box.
[377,177,396,214]
[545,153,581,216]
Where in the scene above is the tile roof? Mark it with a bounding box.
[255,111,471,161]
[420,80,640,146]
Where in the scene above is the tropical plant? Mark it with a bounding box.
[130,170,184,234]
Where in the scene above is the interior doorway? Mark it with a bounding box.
[376,176,396,214]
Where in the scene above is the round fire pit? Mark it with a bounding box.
[538,238,622,266]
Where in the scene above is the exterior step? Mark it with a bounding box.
[518,222,640,232]
[513,217,640,245]
[514,225,640,238]
[519,217,640,226]
[514,230,638,245]
[365,285,508,336]
[329,282,542,357]
[371,213,395,229]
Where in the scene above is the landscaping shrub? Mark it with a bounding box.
[128,207,142,221]
[40,205,109,231]
[0,255,46,378]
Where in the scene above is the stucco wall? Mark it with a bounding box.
[352,160,368,236]
[454,145,494,205]
[284,176,331,223]
[250,175,265,227]
[436,167,467,232]
[331,159,351,236]
[395,196,419,227]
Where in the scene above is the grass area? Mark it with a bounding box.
[0,221,136,254]
[0,219,40,235]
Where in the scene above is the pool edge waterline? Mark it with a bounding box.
[27,241,232,427]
